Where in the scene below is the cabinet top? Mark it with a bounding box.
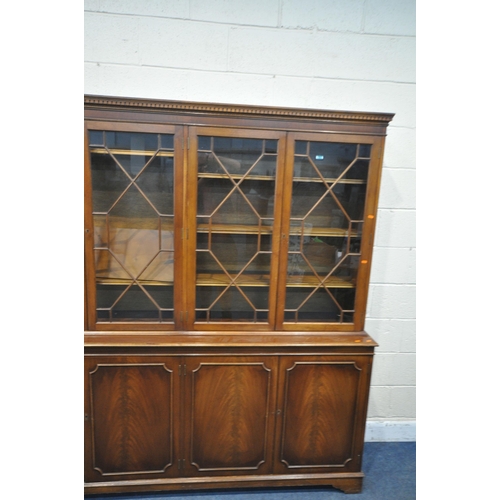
[84,95,394,127]
[84,332,378,349]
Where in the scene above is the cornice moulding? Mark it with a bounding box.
[84,95,394,124]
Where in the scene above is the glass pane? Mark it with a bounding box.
[160,134,174,150]
[284,288,355,323]
[359,144,371,158]
[284,139,371,324]
[110,284,161,320]
[195,135,277,323]
[106,131,159,152]
[89,130,175,323]
[309,142,357,178]
[302,237,338,274]
[211,190,260,226]
[196,233,271,278]
[95,283,164,321]
[96,283,127,321]
[213,137,263,174]
[89,130,104,146]
[332,182,367,220]
[136,156,174,215]
[292,157,318,179]
[90,153,130,213]
[94,250,130,282]
[196,286,269,322]
[109,185,158,224]
[295,141,307,155]
[343,158,369,182]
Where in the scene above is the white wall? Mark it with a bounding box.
[84,0,416,440]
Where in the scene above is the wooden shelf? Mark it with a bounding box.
[90,147,174,157]
[93,215,174,230]
[196,273,355,288]
[198,172,365,184]
[196,273,269,287]
[92,217,357,237]
[197,223,358,238]
[293,176,366,185]
[197,223,273,235]
[96,278,174,286]
[198,172,275,182]
[289,225,358,237]
[286,274,355,288]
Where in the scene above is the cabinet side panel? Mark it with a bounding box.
[354,136,386,330]
[89,363,173,478]
[280,361,360,468]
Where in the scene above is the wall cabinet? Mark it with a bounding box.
[84,96,393,495]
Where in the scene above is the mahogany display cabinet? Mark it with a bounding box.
[84,95,394,495]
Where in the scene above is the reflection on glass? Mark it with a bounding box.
[90,130,175,322]
[285,141,371,323]
[195,137,277,323]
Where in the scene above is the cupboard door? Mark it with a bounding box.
[84,356,181,482]
[84,123,184,330]
[185,128,286,330]
[183,356,278,475]
[274,356,372,473]
[277,133,384,330]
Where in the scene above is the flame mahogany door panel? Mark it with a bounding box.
[84,356,181,483]
[274,355,373,474]
[183,356,279,476]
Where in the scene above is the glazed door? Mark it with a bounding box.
[182,356,279,476]
[273,356,373,474]
[184,128,287,330]
[84,355,181,482]
[277,133,384,331]
[84,123,185,330]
